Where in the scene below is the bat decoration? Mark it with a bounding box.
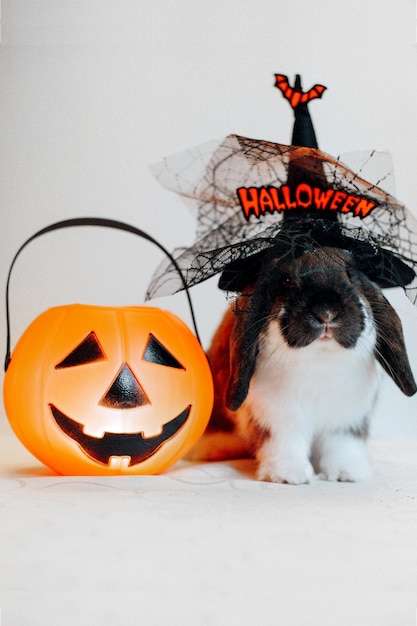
[274,73,326,109]
[146,75,417,309]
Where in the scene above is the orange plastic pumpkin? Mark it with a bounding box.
[4,303,213,475]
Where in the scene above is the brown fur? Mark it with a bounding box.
[189,248,416,470]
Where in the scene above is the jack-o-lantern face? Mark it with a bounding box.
[3,304,213,475]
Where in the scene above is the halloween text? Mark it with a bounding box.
[237,184,377,221]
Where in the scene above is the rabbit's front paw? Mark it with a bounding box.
[319,455,372,482]
[317,434,372,482]
[257,456,314,485]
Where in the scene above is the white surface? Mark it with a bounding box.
[0,427,416,625]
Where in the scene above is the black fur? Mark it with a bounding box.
[226,247,416,411]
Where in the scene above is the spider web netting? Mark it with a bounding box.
[146,134,417,306]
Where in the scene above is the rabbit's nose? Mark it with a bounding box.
[312,307,339,326]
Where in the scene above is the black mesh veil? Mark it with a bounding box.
[146,74,417,306]
[146,134,417,305]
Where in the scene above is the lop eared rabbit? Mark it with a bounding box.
[190,246,417,484]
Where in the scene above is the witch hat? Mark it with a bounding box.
[146,74,417,305]
[218,73,340,290]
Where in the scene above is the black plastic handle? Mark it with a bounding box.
[4,217,201,371]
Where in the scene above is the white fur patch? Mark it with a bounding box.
[239,303,379,484]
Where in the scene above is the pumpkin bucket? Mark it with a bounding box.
[3,218,213,475]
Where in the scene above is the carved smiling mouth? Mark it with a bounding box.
[49,404,191,466]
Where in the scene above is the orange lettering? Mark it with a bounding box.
[259,188,275,214]
[237,187,260,220]
[340,194,359,213]
[330,190,347,211]
[237,184,377,221]
[281,186,297,209]
[268,187,286,211]
[313,188,334,209]
[355,198,376,218]
[295,183,313,208]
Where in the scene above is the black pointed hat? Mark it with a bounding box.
[281,73,323,148]
[147,74,417,305]
[276,74,338,223]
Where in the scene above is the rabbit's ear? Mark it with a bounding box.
[218,252,264,293]
[226,273,278,411]
[358,274,417,396]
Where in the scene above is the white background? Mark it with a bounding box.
[1,0,417,436]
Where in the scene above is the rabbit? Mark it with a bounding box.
[189,246,417,484]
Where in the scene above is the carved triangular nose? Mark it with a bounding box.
[100,364,150,409]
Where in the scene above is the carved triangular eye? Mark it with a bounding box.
[56,332,106,369]
[142,334,185,369]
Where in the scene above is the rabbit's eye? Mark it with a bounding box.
[280,275,294,289]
